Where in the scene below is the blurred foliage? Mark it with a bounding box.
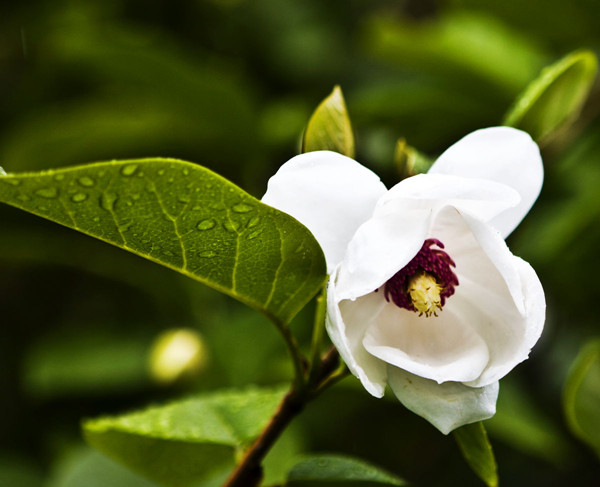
[2,0,600,486]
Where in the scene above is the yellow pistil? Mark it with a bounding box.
[407,271,443,317]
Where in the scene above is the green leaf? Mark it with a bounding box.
[394,138,435,179]
[563,338,600,457]
[503,50,598,143]
[83,385,287,487]
[0,159,326,324]
[453,422,498,487]
[303,86,355,157]
[48,447,159,487]
[285,454,406,486]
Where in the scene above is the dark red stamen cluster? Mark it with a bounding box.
[383,238,459,313]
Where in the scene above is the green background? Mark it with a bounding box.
[1,0,600,485]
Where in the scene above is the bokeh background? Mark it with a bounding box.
[2,0,600,486]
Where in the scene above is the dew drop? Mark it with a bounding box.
[223,221,240,233]
[197,219,216,231]
[53,174,65,181]
[158,169,165,176]
[78,176,95,187]
[100,192,118,211]
[247,216,260,228]
[178,195,191,204]
[232,203,253,213]
[71,192,88,203]
[35,187,58,199]
[183,168,189,176]
[93,217,100,223]
[248,229,263,240]
[0,166,6,176]
[118,222,133,232]
[199,250,216,258]
[121,164,138,177]
[17,194,30,202]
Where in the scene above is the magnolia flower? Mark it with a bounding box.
[262,127,545,434]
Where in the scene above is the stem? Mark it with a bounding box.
[224,388,305,487]
[308,289,328,383]
[224,347,345,487]
[271,316,307,391]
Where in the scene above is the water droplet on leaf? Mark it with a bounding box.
[35,187,58,198]
[100,192,118,211]
[199,250,216,258]
[197,219,216,230]
[232,203,253,213]
[78,176,95,187]
[248,229,263,240]
[121,164,138,177]
[71,192,88,203]
[223,221,240,233]
[247,216,260,228]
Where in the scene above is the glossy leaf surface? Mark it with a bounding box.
[0,159,327,324]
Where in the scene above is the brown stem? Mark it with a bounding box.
[223,347,341,487]
[223,389,305,487]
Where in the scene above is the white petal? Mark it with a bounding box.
[363,298,489,384]
[429,127,543,238]
[432,208,544,387]
[326,268,388,397]
[387,366,499,435]
[262,151,387,272]
[377,173,520,224]
[335,208,431,301]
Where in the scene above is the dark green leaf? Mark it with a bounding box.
[503,50,598,143]
[48,448,160,487]
[83,386,286,487]
[453,422,498,487]
[0,159,326,324]
[285,454,406,486]
[563,338,600,457]
[394,138,435,179]
[303,86,355,157]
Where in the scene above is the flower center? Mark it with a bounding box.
[383,238,458,317]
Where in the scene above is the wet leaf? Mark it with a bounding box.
[0,159,326,324]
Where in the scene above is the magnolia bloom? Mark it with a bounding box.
[262,127,545,434]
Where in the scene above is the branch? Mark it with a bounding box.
[223,388,305,487]
[223,347,343,487]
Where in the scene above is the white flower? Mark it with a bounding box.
[262,127,545,434]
